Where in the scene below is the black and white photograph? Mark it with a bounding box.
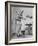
[5,1,37,44]
[10,7,33,39]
